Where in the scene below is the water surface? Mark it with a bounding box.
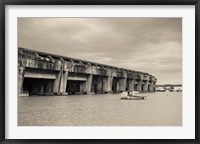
[18,92,182,126]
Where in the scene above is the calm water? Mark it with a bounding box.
[18,92,182,126]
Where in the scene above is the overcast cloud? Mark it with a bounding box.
[18,18,182,84]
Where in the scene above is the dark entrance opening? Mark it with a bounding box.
[92,76,104,94]
[141,84,144,92]
[112,78,119,93]
[66,80,85,95]
[23,78,54,96]
[126,80,129,91]
[93,84,98,93]
[134,84,137,91]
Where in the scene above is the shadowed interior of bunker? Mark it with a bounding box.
[23,78,54,95]
[22,73,155,96]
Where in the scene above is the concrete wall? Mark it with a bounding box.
[18,47,157,96]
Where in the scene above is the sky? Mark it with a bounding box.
[18,18,182,84]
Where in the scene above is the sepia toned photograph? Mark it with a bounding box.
[18,17,182,126]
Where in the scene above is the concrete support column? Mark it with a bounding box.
[85,74,93,94]
[110,76,113,92]
[118,79,125,91]
[128,79,134,91]
[103,76,113,93]
[53,71,62,94]
[149,82,154,92]
[136,81,142,92]
[59,71,68,94]
[119,77,127,91]
[116,82,120,92]
[80,83,86,93]
[124,77,127,91]
[153,83,156,91]
[18,66,25,96]
[103,78,107,93]
[149,82,153,91]
[143,81,149,92]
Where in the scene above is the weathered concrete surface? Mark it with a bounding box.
[18,47,157,96]
[85,74,93,94]
[136,82,142,91]
[18,66,25,96]
[53,71,62,94]
[128,79,134,91]
[59,71,68,93]
[143,82,149,92]
[24,69,56,79]
[103,76,113,93]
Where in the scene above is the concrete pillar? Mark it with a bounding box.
[80,82,86,94]
[128,79,134,91]
[116,82,120,92]
[85,74,93,94]
[53,71,62,94]
[103,78,107,93]
[149,82,154,92]
[136,81,142,91]
[59,71,68,94]
[124,77,127,91]
[154,82,156,91]
[135,74,143,92]
[143,81,149,92]
[118,78,126,92]
[103,76,113,93]
[18,66,25,96]
[149,83,152,91]
[110,76,113,92]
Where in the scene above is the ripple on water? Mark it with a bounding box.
[18,92,182,126]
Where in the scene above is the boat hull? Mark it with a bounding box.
[121,96,146,100]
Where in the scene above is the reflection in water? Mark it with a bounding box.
[18,92,182,126]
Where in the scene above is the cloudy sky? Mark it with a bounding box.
[18,18,182,84]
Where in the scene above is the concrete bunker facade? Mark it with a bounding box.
[18,47,157,96]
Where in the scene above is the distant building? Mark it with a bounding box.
[156,84,182,92]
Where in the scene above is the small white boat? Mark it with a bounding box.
[120,91,146,100]
[129,91,139,95]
